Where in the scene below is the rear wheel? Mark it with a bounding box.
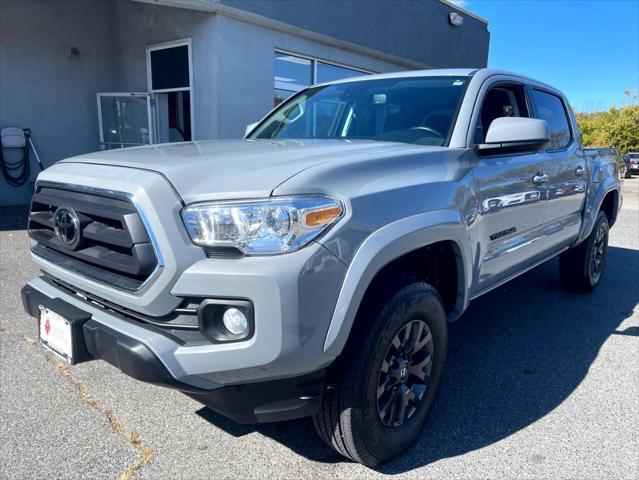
[559,210,609,293]
[313,282,447,467]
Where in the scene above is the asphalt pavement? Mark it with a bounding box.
[1,179,637,479]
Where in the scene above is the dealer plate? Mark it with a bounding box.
[39,305,73,363]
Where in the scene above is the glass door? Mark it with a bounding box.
[97,93,153,149]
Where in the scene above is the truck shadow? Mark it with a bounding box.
[197,245,638,471]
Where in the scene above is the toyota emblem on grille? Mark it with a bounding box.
[54,207,81,250]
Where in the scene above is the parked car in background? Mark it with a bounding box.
[624,152,639,177]
[22,69,621,467]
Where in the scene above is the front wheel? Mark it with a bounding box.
[559,210,610,293]
[313,282,447,467]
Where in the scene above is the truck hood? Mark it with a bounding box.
[63,139,436,204]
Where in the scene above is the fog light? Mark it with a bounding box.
[223,307,248,335]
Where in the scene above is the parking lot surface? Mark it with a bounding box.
[1,179,637,480]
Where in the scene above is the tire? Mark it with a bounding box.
[313,282,447,467]
[559,210,610,293]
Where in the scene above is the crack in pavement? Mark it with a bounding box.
[1,328,154,480]
[56,363,153,480]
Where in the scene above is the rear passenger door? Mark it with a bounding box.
[530,88,587,254]
[469,81,548,294]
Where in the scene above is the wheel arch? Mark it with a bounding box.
[577,180,620,245]
[322,209,471,356]
[599,189,619,226]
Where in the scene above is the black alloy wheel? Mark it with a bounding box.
[376,319,434,428]
[590,224,607,284]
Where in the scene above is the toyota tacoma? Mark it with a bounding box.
[22,69,622,466]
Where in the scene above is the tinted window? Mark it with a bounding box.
[476,84,530,143]
[150,46,190,90]
[273,52,370,106]
[251,76,469,146]
[274,53,312,91]
[532,89,571,150]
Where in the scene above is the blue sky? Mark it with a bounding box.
[454,0,639,112]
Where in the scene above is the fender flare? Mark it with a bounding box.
[577,178,620,245]
[322,209,472,356]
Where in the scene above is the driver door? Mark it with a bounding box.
[470,81,548,295]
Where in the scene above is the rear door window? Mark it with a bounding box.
[531,89,572,150]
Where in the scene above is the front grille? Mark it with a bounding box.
[28,184,159,291]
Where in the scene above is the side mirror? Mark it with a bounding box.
[244,122,258,137]
[478,117,550,154]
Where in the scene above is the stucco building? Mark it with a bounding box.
[0,0,489,205]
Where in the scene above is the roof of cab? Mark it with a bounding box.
[324,68,479,85]
[321,68,560,96]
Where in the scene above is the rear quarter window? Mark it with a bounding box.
[531,89,572,150]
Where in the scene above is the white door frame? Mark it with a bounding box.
[146,38,195,140]
[96,92,154,148]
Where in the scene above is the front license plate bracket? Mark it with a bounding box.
[36,297,93,365]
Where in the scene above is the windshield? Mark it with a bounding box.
[250,76,469,146]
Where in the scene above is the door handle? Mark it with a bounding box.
[532,173,549,184]
[575,165,586,176]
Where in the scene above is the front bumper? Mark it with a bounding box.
[22,282,325,423]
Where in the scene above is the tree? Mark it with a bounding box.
[575,104,639,155]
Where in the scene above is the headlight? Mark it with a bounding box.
[181,196,343,255]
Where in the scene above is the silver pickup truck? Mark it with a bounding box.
[22,68,621,466]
